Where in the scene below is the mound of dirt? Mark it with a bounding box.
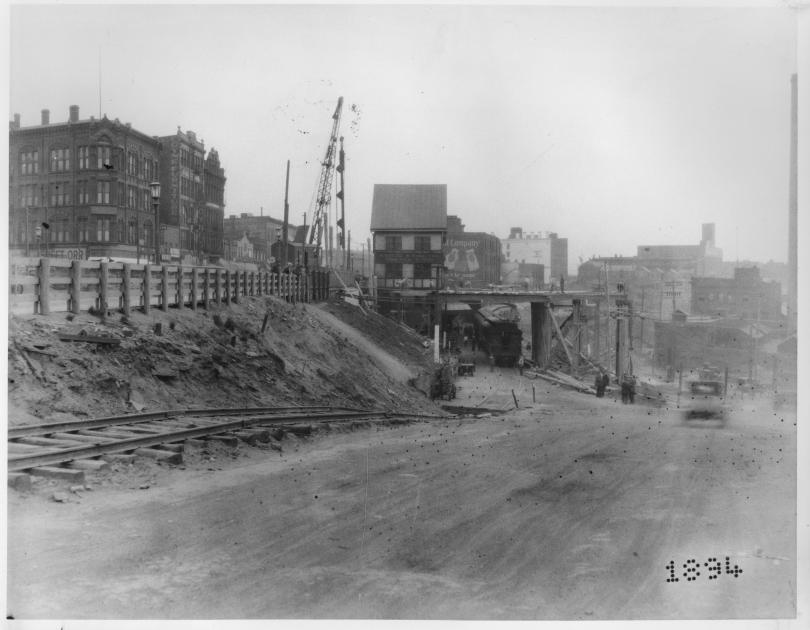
[7,296,441,427]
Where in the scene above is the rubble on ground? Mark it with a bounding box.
[7,295,440,427]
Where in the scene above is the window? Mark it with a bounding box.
[414,236,431,251]
[385,236,402,251]
[77,146,90,170]
[143,156,152,180]
[142,189,150,211]
[20,184,39,207]
[96,218,110,241]
[76,181,90,205]
[97,146,112,169]
[56,218,70,243]
[20,149,39,174]
[128,152,138,177]
[128,186,136,209]
[50,148,70,172]
[97,181,110,204]
[414,263,432,279]
[385,263,403,278]
[50,183,70,206]
[77,218,88,243]
[128,221,136,245]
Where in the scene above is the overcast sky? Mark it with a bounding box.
[8,3,800,273]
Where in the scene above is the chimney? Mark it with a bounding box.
[69,105,79,123]
[41,109,50,125]
[12,113,20,129]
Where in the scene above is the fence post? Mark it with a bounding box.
[143,264,151,314]
[161,264,169,311]
[202,268,209,310]
[121,264,131,317]
[37,258,50,315]
[176,266,185,311]
[99,262,109,320]
[191,267,199,311]
[70,260,82,314]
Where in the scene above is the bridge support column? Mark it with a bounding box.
[531,300,552,369]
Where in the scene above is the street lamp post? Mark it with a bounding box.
[150,181,161,265]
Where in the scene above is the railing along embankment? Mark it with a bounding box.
[8,257,330,317]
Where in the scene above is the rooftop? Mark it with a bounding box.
[371,184,447,231]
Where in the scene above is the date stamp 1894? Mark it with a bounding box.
[666,557,743,583]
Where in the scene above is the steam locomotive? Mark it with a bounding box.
[472,303,523,366]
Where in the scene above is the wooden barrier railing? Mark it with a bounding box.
[8,258,330,316]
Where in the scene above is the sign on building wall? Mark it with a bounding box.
[444,237,492,287]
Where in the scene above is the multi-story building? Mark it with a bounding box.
[691,267,782,321]
[158,128,225,264]
[224,213,289,265]
[501,227,568,285]
[444,215,501,288]
[371,184,447,330]
[9,106,161,262]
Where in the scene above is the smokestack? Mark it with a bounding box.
[788,73,798,328]
[69,105,79,123]
[12,113,20,129]
[701,223,715,246]
[41,109,50,125]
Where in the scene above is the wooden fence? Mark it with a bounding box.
[8,258,330,317]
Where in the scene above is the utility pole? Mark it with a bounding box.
[282,160,290,268]
[604,262,611,371]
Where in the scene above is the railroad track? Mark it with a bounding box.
[8,405,433,475]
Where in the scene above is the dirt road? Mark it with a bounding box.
[7,377,796,619]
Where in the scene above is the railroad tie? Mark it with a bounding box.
[29,466,86,483]
[134,448,183,465]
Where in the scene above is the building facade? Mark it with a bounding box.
[691,267,782,321]
[444,215,501,288]
[158,128,226,264]
[224,213,289,265]
[637,222,723,276]
[370,184,447,330]
[9,107,161,262]
[501,227,568,285]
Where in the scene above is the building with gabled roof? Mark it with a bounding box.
[370,184,448,331]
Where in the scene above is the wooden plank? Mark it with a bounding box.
[38,258,50,315]
[547,303,574,368]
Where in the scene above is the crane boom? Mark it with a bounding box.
[308,96,344,265]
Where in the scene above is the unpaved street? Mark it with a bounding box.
[7,374,796,620]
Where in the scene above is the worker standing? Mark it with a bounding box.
[517,354,524,376]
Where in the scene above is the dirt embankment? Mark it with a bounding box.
[6,296,440,427]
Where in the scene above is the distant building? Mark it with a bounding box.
[444,215,501,288]
[500,261,545,290]
[691,267,782,321]
[9,106,161,262]
[637,222,723,276]
[370,184,447,330]
[501,227,568,285]
[224,213,293,266]
[158,128,226,264]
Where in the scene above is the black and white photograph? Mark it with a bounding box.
[3,1,807,626]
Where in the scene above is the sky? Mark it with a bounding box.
[7,2,801,274]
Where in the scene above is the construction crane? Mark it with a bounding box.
[308,96,344,265]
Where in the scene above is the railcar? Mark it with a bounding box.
[472,303,523,366]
